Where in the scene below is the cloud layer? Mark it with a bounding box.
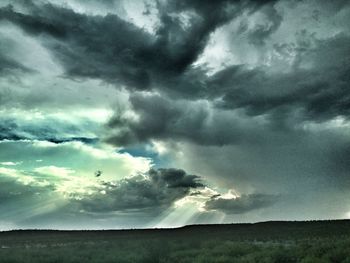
[205,193,278,214]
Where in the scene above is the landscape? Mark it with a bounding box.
[1,0,350,262]
[1,220,350,262]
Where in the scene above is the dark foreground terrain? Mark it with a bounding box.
[1,220,350,263]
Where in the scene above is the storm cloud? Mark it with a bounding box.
[0,0,350,228]
[105,32,350,147]
[81,168,204,213]
[0,165,204,227]
[106,92,269,146]
[0,0,277,92]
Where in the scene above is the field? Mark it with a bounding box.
[0,220,350,263]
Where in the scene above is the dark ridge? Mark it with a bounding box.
[1,220,350,241]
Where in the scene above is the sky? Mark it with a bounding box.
[0,0,349,230]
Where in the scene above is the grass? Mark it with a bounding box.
[0,220,350,262]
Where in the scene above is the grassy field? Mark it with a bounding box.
[0,220,350,263]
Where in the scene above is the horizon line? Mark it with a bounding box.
[1,218,349,233]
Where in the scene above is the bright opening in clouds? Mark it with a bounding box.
[0,0,350,229]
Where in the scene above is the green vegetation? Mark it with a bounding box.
[0,220,350,263]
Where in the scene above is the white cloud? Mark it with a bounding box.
[0,161,21,166]
[0,140,152,183]
[35,165,76,178]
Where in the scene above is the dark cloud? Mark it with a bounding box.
[150,168,204,188]
[0,116,98,144]
[0,0,276,92]
[1,0,349,130]
[0,166,204,225]
[154,0,276,73]
[105,92,269,146]
[209,33,350,121]
[80,168,204,213]
[0,2,153,89]
[205,193,278,214]
[105,31,350,146]
[0,4,67,38]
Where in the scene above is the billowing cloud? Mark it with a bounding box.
[106,92,267,146]
[0,0,276,93]
[80,168,204,213]
[0,164,207,228]
[106,31,350,147]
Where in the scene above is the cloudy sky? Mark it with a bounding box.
[0,0,349,230]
